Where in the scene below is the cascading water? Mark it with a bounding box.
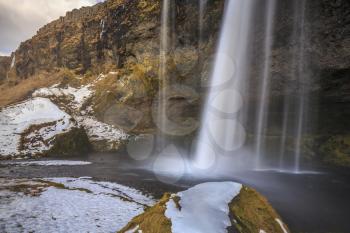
[199,0,208,43]
[292,0,308,172]
[154,0,312,175]
[194,0,254,169]
[254,0,277,168]
[158,0,170,136]
[278,0,309,172]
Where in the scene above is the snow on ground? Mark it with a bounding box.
[0,97,75,158]
[276,218,289,233]
[33,74,128,146]
[46,177,155,206]
[125,225,141,233]
[0,177,155,233]
[33,84,93,111]
[1,160,91,166]
[76,116,128,145]
[165,182,242,233]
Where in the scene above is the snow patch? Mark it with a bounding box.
[1,160,91,166]
[33,84,93,111]
[0,97,75,157]
[46,177,155,206]
[10,55,15,68]
[0,177,155,233]
[100,19,106,39]
[77,116,128,144]
[165,182,242,233]
[275,218,288,233]
[125,225,140,233]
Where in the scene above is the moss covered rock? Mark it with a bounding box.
[118,183,289,233]
[47,127,91,156]
[320,135,350,167]
[229,186,289,233]
[118,193,172,233]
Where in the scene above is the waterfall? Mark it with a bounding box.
[293,0,308,172]
[278,0,308,172]
[199,0,208,43]
[10,55,15,68]
[194,0,254,169]
[254,0,277,168]
[156,0,172,144]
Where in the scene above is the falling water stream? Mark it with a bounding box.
[254,0,277,168]
[194,0,311,173]
[199,0,208,43]
[194,0,254,169]
[293,0,308,172]
[278,0,308,172]
[158,0,170,137]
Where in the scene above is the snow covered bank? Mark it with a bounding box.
[33,77,129,151]
[0,177,155,233]
[119,182,290,233]
[0,97,77,158]
[165,182,242,233]
[33,83,93,112]
[76,116,128,151]
[1,160,91,166]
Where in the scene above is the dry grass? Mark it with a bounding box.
[0,72,62,107]
[229,186,290,233]
[0,68,87,107]
[118,193,172,233]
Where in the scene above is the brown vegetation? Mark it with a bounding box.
[229,186,290,233]
[118,193,172,233]
[0,70,69,107]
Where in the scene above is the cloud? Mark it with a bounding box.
[0,0,102,56]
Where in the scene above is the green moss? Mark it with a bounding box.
[229,186,289,233]
[320,135,350,167]
[137,0,159,16]
[171,195,182,211]
[118,193,172,233]
[48,127,91,156]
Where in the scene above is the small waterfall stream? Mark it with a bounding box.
[292,0,308,172]
[158,0,170,136]
[199,0,208,43]
[254,0,277,168]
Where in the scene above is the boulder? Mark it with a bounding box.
[118,182,289,233]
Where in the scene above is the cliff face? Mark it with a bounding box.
[11,0,222,79]
[13,0,152,78]
[5,0,223,134]
[6,0,349,102]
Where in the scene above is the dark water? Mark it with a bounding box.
[1,152,349,233]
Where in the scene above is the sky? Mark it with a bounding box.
[0,0,104,56]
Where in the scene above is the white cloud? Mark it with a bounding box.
[0,0,102,55]
[0,51,9,56]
